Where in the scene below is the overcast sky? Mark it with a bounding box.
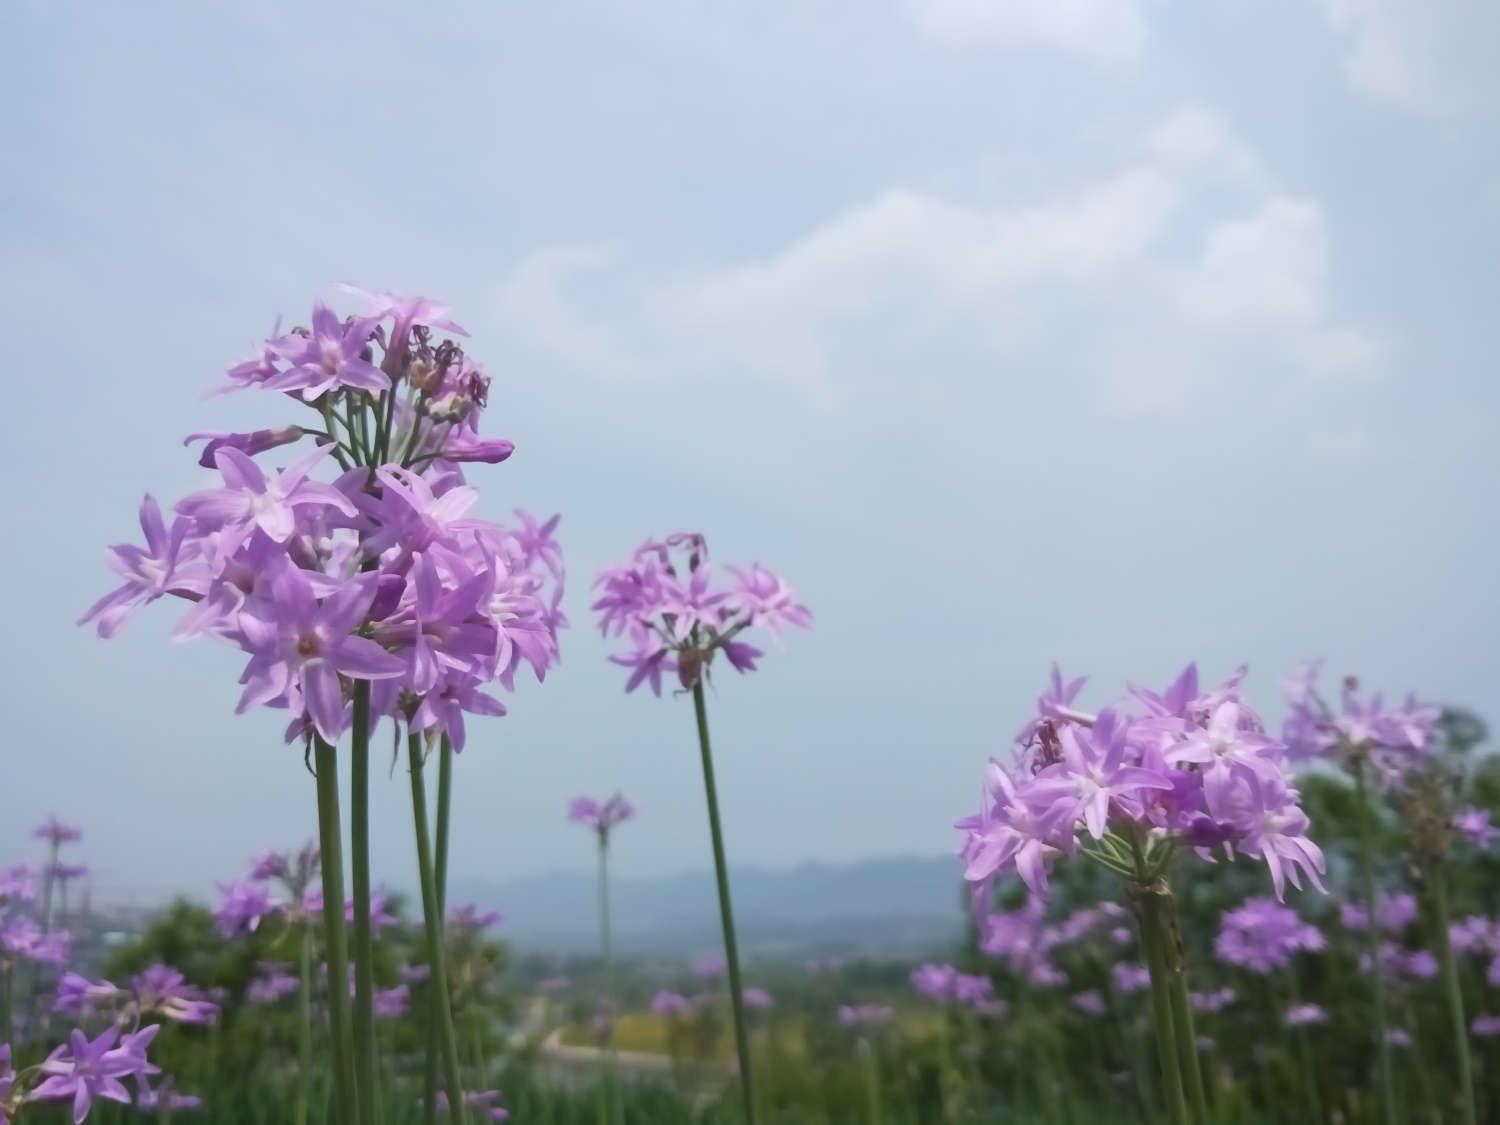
[3,0,1498,904]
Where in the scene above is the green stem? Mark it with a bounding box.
[407,735,468,1125]
[1432,866,1477,1125]
[598,835,621,1125]
[314,737,357,1125]
[436,736,453,914]
[1156,895,1209,1125]
[297,924,313,1125]
[1,963,12,1047]
[1130,841,1189,1125]
[690,681,757,1125]
[858,1039,883,1125]
[422,739,452,1125]
[1354,758,1398,1125]
[349,682,376,1125]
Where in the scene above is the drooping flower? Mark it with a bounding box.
[77,497,208,638]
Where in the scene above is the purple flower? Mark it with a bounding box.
[837,1004,893,1028]
[247,850,290,881]
[693,953,728,979]
[1,918,71,966]
[1215,898,1324,974]
[1471,1015,1500,1037]
[1340,893,1417,933]
[568,794,635,833]
[214,880,279,938]
[910,964,958,1003]
[234,568,404,743]
[177,446,355,550]
[436,1088,509,1120]
[1451,916,1498,956]
[1112,963,1151,994]
[1455,807,1499,849]
[184,426,308,470]
[246,963,299,1005]
[32,1025,159,1124]
[264,302,387,400]
[1072,990,1106,1017]
[1284,1003,1327,1027]
[132,966,219,1026]
[399,964,431,985]
[137,1077,203,1113]
[1190,988,1235,1014]
[0,865,35,903]
[1017,663,1089,746]
[78,496,208,637]
[594,536,807,692]
[536,976,571,994]
[33,818,83,847]
[336,285,469,337]
[652,990,693,1017]
[1038,709,1175,840]
[742,987,773,1009]
[372,984,409,1020]
[448,904,504,933]
[1386,1028,1413,1048]
[54,974,122,1018]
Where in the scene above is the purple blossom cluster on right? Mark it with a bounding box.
[958,662,1326,904]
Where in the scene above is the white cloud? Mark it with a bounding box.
[496,105,1380,416]
[907,0,1150,62]
[492,243,626,372]
[1315,0,1497,110]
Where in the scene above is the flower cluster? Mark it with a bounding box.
[1215,897,1325,973]
[959,663,1326,905]
[56,965,219,1027]
[2,1026,163,1123]
[567,794,635,836]
[909,964,1004,1017]
[651,990,695,1017]
[80,289,564,754]
[1281,662,1440,785]
[837,1004,893,1029]
[592,533,809,694]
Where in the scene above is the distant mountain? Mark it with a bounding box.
[448,854,967,960]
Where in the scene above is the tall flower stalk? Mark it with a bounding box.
[569,794,634,1125]
[958,663,1327,1125]
[594,533,811,1125]
[1281,664,1442,1125]
[80,287,565,1125]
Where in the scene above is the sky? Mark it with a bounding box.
[3,0,1499,903]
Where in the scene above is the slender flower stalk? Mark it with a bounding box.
[424,734,455,1125]
[593,531,810,1125]
[693,680,757,1124]
[856,1038,882,1125]
[569,793,633,1125]
[408,735,467,1125]
[1354,758,1398,1125]
[314,738,357,1125]
[1431,866,1477,1125]
[349,682,376,1125]
[80,288,565,1125]
[959,663,1325,1125]
[297,924,314,1125]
